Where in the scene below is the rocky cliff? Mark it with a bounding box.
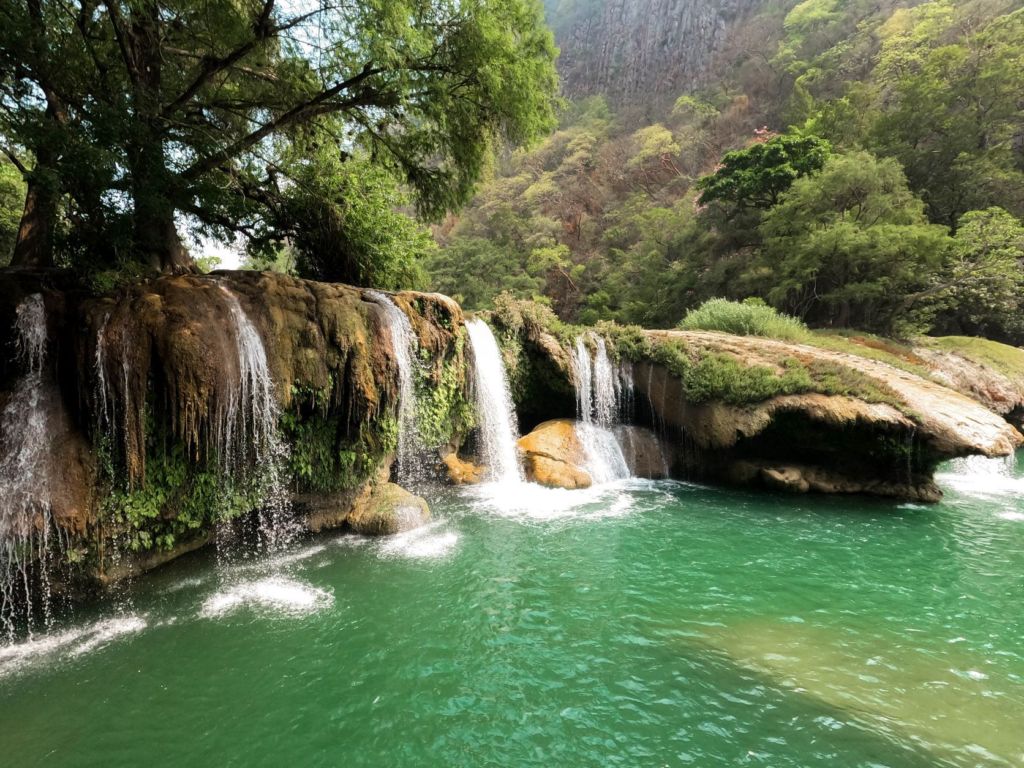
[547,0,764,103]
[496,312,1023,501]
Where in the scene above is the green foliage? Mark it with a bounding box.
[696,134,833,210]
[0,160,25,265]
[425,0,1024,348]
[870,3,1024,225]
[415,336,476,448]
[759,151,950,333]
[1,0,559,275]
[683,353,814,405]
[258,153,433,289]
[281,408,397,495]
[923,207,1024,339]
[678,298,810,342]
[104,437,254,553]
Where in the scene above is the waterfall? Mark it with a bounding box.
[572,335,631,483]
[573,337,594,422]
[367,291,424,485]
[0,295,58,637]
[219,288,293,551]
[94,313,111,433]
[466,319,522,483]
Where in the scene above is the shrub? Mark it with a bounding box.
[678,298,810,342]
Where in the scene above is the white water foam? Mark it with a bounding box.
[464,477,651,522]
[377,521,460,560]
[0,615,147,679]
[937,454,1024,500]
[199,577,333,619]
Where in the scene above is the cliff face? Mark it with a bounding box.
[548,0,763,102]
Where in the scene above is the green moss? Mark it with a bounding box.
[808,331,933,379]
[415,333,475,447]
[281,408,397,495]
[611,332,905,410]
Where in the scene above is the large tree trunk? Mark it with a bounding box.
[132,151,192,273]
[10,172,57,268]
[123,1,195,274]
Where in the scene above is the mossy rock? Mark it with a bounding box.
[346,483,430,536]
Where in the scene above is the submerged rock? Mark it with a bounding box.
[346,483,430,536]
[517,419,592,489]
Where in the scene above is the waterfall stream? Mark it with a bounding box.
[0,295,58,637]
[219,289,293,552]
[466,319,522,483]
[572,335,631,483]
[367,291,424,485]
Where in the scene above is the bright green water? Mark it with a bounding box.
[2,455,1023,767]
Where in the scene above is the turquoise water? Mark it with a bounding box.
[1,455,1023,767]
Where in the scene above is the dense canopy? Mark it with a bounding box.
[0,0,559,281]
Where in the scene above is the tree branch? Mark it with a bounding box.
[1,145,29,175]
[160,0,277,119]
[103,0,142,90]
[180,62,382,182]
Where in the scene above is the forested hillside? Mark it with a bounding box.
[427,0,1024,341]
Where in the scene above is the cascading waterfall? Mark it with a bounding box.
[0,295,60,638]
[572,335,631,483]
[466,319,522,483]
[219,288,293,552]
[367,291,424,485]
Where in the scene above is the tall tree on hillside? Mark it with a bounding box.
[760,151,949,332]
[696,133,832,212]
[0,0,558,276]
[871,3,1024,226]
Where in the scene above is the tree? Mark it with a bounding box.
[260,153,433,289]
[759,151,949,332]
[0,158,25,264]
[0,0,559,275]
[923,207,1024,340]
[870,3,1024,225]
[696,133,833,211]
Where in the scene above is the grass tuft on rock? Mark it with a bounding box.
[678,298,810,342]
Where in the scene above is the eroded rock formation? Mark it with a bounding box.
[2,269,1023,614]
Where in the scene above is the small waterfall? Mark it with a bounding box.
[618,359,635,423]
[572,335,630,483]
[466,319,522,483]
[94,313,111,433]
[573,337,594,422]
[0,295,58,637]
[367,291,424,485]
[592,337,619,426]
[219,288,293,552]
